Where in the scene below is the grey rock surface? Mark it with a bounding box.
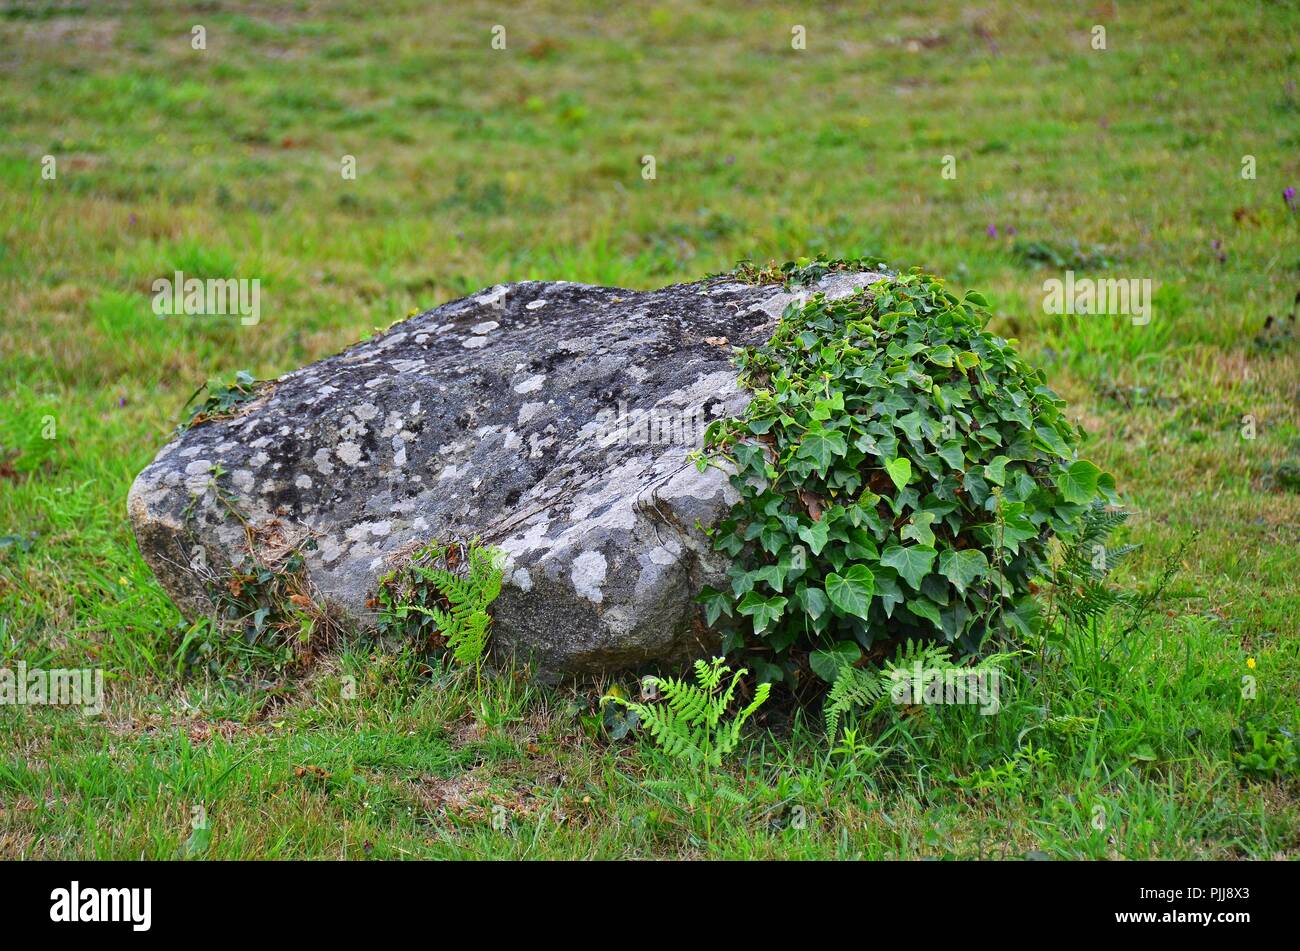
[128,269,885,677]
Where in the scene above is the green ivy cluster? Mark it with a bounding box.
[696,269,1118,688]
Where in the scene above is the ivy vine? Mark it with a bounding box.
[694,268,1117,688]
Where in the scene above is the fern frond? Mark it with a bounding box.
[657,676,714,727]
[382,537,504,667]
[824,666,888,739]
[603,657,769,770]
[716,668,747,719]
[449,610,491,666]
[883,638,953,674]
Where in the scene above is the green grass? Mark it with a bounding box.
[1,0,1298,859]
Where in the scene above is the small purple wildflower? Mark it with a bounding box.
[986,224,997,238]
[1284,187,1296,211]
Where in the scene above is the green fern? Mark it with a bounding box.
[824,639,1015,739]
[604,657,771,769]
[823,666,888,739]
[376,538,503,667]
[1054,503,1138,626]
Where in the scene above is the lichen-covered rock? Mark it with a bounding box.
[128,269,884,678]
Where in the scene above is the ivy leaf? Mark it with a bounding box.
[885,456,912,491]
[874,571,904,617]
[983,455,1009,486]
[796,519,831,556]
[696,586,732,626]
[1056,459,1101,504]
[798,425,847,473]
[895,411,926,443]
[963,470,991,507]
[938,548,988,595]
[844,526,878,560]
[880,544,936,590]
[809,393,843,421]
[937,440,965,470]
[737,592,788,636]
[753,563,787,594]
[1034,424,1071,459]
[1098,471,1119,504]
[800,584,829,620]
[904,597,943,630]
[824,564,875,619]
[900,510,937,547]
[758,520,787,555]
[809,641,861,683]
[1003,597,1042,639]
[927,345,955,367]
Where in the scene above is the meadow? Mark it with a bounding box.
[0,0,1297,858]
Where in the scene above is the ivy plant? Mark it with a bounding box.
[180,370,265,431]
[694,268,1118,688]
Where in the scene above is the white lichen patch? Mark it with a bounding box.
[471,320,500,334]
[344,520,386,543]
[501,517,554,557]
[336,442,363,466]
[648,541,681,565]
[462,337,490,350]
[475,284,509,308]
[570,550,607,604]
[517,402,546,425]
[313,447,336,476]
[528,432,557,458]
[513,374,546,395]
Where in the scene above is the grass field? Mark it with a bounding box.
[1,0,1298,859]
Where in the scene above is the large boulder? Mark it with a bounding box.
[128,269,884,678]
